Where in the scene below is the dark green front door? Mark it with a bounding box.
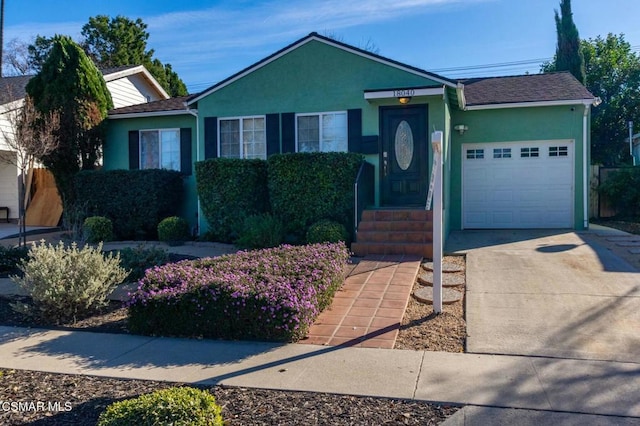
[380,105,428,206]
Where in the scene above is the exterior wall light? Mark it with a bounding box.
[398,96,412,104]
[454,124,468,135]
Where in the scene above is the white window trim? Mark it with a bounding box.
[217,115,266,159]
[139,128,181,171]
[295,110,348,153]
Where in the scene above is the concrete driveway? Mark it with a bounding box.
[446,229,640,363]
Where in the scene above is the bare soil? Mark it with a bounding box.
[395,255,466,352]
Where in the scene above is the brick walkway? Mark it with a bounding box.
[299,255,421,349]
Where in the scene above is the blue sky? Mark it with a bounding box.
[5,0,640,93]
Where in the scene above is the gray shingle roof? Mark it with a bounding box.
[0,75,32,104]
[108,96,191,115]
[462,71,595,106]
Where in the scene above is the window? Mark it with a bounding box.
[296,112,347,152]
[520,147,539,158]
[493,148,512,159]
[466,149,484,159]
[219,116,266,159]
[140,129,180,171]
[549,146,568,157]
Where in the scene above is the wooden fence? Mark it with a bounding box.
[590,165,626,219]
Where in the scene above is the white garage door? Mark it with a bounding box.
[463,141,574,229]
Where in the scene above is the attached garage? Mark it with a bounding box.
[462,140,574,229]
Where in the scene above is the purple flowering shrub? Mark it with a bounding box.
[127,243,349,341]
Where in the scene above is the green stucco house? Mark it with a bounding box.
[105,32,598,256]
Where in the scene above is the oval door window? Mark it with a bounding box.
[395,120,414,170]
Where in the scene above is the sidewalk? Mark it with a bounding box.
[0,325,638,424]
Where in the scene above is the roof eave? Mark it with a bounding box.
[104,65,170,100]
[464,98,598,111]
[108,110,192,119]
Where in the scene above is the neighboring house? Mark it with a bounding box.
[631,133,640,166]
[0,65,169,222]
[105,32,598,246]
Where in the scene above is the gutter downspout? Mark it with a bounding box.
[186,105,201,236]
[582,103,591,229]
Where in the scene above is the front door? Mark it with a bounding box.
[380,105,428,206]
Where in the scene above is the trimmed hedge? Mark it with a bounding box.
[195,158,269,243]
[75,169,184,240]
[127,243,349,342]
[268,152,363,242]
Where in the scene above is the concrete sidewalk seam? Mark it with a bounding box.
[411,350,427,399]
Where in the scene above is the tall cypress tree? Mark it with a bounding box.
[26,35,113,205]
[554,0,586,84]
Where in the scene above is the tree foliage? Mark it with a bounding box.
[583,34,640,165]
[553,0,586,84]
[81,15,153,67]
[542,31,640,165]
[25,35,113,205]
[25,15,188,96]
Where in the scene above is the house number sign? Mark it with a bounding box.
[393,89,415,97]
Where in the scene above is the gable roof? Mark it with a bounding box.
[461,72,596,109]
[187,32,458,105]
[108,95,192,118]
[0,65,169,106]
[101,65,170,99]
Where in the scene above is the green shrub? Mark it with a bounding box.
[195,158,269,243]
[0,245,30,275]
[157,216,190,246]
[109,246,170,282]
[268,152,362,242]
[83,216,114,243]
[307,220,349,244]
[235,213,284,249]
[128,243,349,342]
[11,241,128,323]
[599,167,640,217]
[97,387,223,426]
[75,169,184,240]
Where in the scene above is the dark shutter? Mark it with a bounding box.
[204,116,218,159]
[128,130,139,169]
[266,113,280,157]
[180,128,192,175]
[281,112,296,153]
[361,136,379,154]
[347,108,362,153]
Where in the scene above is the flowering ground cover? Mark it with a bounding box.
[127,243,349,341]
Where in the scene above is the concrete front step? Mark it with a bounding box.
[357,220,432,232]
[353,209,434,258]
[356,231,432,244]
[351,242,433,258]
[361,209,432,222]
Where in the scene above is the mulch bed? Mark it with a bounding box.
[0,369,458,425]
